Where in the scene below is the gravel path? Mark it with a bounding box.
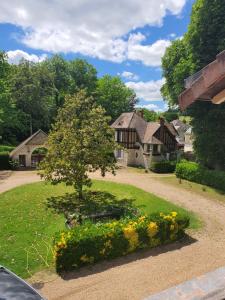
[1,169,225,300]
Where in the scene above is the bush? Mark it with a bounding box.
[0,145,15,152]
[150,160,176,173]
[0,152,11,170]
[53,212,189,272]
[175,161,225,192]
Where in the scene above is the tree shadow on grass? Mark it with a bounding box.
[46,190,137,218]
[59,234,197,281]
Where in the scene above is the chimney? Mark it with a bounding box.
[159,117,165,126]
[135,109,144,119]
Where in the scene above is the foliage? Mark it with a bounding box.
[139,108,160,122]
[150,160,176,174]
[161,0,225,169]
[175,161,225,192]
[0,145,15,152]
[96,75,138,121]
[162,109,180,122]
[40,90,118,199]
[0,180,197,278]
[53,212,189,272]
[0,152,11,170]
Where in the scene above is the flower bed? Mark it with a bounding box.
[53,212,189,272]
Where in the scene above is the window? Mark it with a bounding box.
[116,149,123,158]
[116,131,123,142]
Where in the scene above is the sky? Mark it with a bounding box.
[0,0,195,112]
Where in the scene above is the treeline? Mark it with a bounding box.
[0,52,137,145]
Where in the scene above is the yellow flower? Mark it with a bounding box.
[171,212,178,218]
[104,240,112,249]
[138,216,146,222]
[123,225,139,252]
[147,222,158,238]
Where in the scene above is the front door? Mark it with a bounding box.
[19,155,26,167]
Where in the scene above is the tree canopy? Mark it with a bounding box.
[40,90,118,199]
[161,0,225,170]
[0,53,138,145]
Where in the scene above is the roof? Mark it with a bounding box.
[111,112,147,142]
[143,122,160,144]
[112,112,176,145]
[10,129,48,156]
[179,50,225,110]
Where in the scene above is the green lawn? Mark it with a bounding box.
[0,180,199,278]
[156,175,225,203]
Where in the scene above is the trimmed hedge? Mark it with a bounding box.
[176,161,225,192]
[0,152,11,170]
[0,145,15,152]
[53,212,189,272]
[150,160,176,173]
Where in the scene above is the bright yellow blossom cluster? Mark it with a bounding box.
[123,224,139,252]
[147,222,158,238]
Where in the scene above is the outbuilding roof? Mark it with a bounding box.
[10,129,48,157]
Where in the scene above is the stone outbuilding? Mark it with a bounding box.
[10,130,48,168]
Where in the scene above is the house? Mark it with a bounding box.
[171,119,190,148]
[10,129,48,168]
[111,111,178,168]
[179,50,225,110]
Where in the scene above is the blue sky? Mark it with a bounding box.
[0,0,195,112]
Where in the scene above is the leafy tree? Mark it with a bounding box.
[96,75,138,121]
[163,109,179,122]
[0,52,26,144]
[40,90,118,199]
[69,59,97,95]
[161,39,193,106]
[139,108,160,122]
[11,60,56,135]
[43,55,71,108]
[161,0,225,170]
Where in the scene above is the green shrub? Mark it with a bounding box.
[53,212,189,272]
[0,145,15,152]
[0,152,11,170]
[176,161,225,192]
[150,160,176,173]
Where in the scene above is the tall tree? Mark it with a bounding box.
[96,75,138,121]
[40,90,118,199]
[161,0,225,170]
[11,60,56,136]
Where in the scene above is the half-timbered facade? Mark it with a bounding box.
[111,111,178,168]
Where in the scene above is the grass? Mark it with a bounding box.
[0,145,15,152]
[156,175,225,202]
[0,180,199,278]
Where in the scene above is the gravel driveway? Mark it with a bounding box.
[1,169,225,300]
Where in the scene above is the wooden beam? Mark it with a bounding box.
[212,89,225,104]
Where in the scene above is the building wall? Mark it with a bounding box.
[184,133,194,153]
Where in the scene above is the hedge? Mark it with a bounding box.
[53,212,189,272]
[0,152,11,170]
[150,160,176,173]
[175,161,225,192]
[0,145,15,152]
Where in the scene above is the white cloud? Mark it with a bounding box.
[0,0,186,65]
[126,78,165,101]
[127,34,171,66]
[7,50,47,64]
[136,103,163,112]
[120,71,139,81]
[169,33,176,38]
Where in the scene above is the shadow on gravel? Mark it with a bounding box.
[59,234,197,281]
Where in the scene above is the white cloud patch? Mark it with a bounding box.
[126,78,165,101]
[120,71,139,81]
[0,0,186,65]
[136,103,163,112]
[7,50,47,64]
